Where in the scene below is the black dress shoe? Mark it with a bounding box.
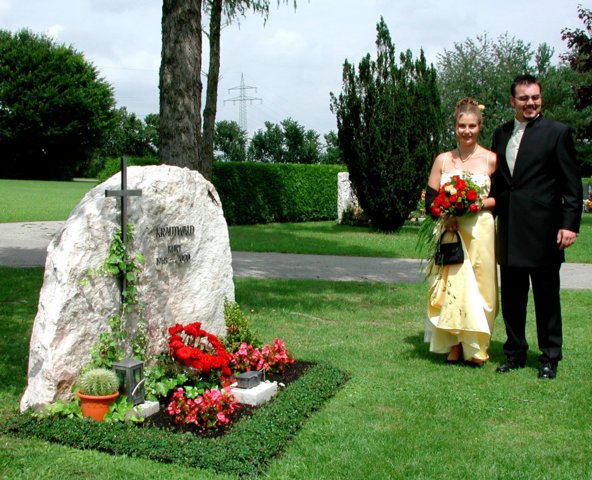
[495,360,525,373]
[538,363,557,379]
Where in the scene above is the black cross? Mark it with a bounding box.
[105,157,142,302]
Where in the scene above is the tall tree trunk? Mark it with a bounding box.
[200,0,222,180]
[159,0,202,170]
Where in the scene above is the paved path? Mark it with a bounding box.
[0,221,590,289]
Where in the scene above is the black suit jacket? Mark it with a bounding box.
[491,115,582,267]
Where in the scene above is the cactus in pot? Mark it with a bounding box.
[77,368,120,421]
[79,368,119,396]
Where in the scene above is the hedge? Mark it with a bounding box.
[213,162,346,225]
[2,362,350,478]
[98,158,347,225]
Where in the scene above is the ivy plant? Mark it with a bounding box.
[84,224,147,369]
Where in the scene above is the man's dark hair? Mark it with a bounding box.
[511,74,542,97]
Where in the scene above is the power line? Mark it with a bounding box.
[223,73,262,131]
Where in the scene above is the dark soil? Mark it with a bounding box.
[142,360,312,438]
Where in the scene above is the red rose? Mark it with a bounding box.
[188,359,202,370]
[175,346,193,361]
[466,189,478,201]
[169,339,185,351]
[449,194,458,203]
[431,206,441,216]
[184,322,201,337]
[456,179,467,190]
[442,200,451,209]
[469,203,480,213]
[168,324,184,335]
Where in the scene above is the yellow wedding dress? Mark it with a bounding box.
[425,171,498,362]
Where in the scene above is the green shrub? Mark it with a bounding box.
[339,205,370,227]
[224,299,262,352]
[213,162,347,225]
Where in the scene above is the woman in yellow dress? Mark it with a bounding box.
[424,98,499,366]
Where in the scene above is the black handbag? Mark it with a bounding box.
[435,231,464,266]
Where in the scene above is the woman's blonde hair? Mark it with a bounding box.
[454,97,483,125]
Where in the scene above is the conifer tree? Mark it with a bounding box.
[330,18,444,230]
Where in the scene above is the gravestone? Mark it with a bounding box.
[20,165,234,411]
[337,172,359,223]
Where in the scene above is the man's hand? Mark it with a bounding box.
[557,229,578,250]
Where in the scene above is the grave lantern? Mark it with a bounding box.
[112,358,145,405]
[235,370,262,389]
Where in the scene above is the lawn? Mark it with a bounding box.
[0,179,97,222]
[1,268,591,479]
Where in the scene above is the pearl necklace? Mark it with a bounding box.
[457,145,478,163]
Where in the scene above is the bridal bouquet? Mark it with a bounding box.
[430,175,482,217]
[417,174,482,270]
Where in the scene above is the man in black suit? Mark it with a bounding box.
[491,74,582,379]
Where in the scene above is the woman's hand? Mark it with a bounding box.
[444,216,459,232]
[481,195,495,211]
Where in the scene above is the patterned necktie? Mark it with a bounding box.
[506,122,526,175]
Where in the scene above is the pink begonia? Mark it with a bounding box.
[217,412,229,424]
[166,387,238,430]
[230,338,294,373]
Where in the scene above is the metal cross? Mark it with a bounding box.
[105,157,142,301]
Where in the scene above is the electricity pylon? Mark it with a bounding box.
[224,73,262,131]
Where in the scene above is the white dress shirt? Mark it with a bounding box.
[506,119,527,175]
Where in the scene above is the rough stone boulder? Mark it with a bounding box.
[20,165,234,411]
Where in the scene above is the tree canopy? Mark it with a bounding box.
[100,107,158,159]
[561,5,592,175]
[0,29,115,180]
[214,120,248,162]
[249,118,321,164]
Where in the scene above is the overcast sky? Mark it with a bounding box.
[1,0,585,137]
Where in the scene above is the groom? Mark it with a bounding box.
[491,74,582,379]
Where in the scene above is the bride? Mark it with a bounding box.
[424,98,499,366]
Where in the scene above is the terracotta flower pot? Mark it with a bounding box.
[77,391,119,421]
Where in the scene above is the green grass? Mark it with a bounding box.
[0,179,96,222]
[228,221,421,258]
[1,268,591,479]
